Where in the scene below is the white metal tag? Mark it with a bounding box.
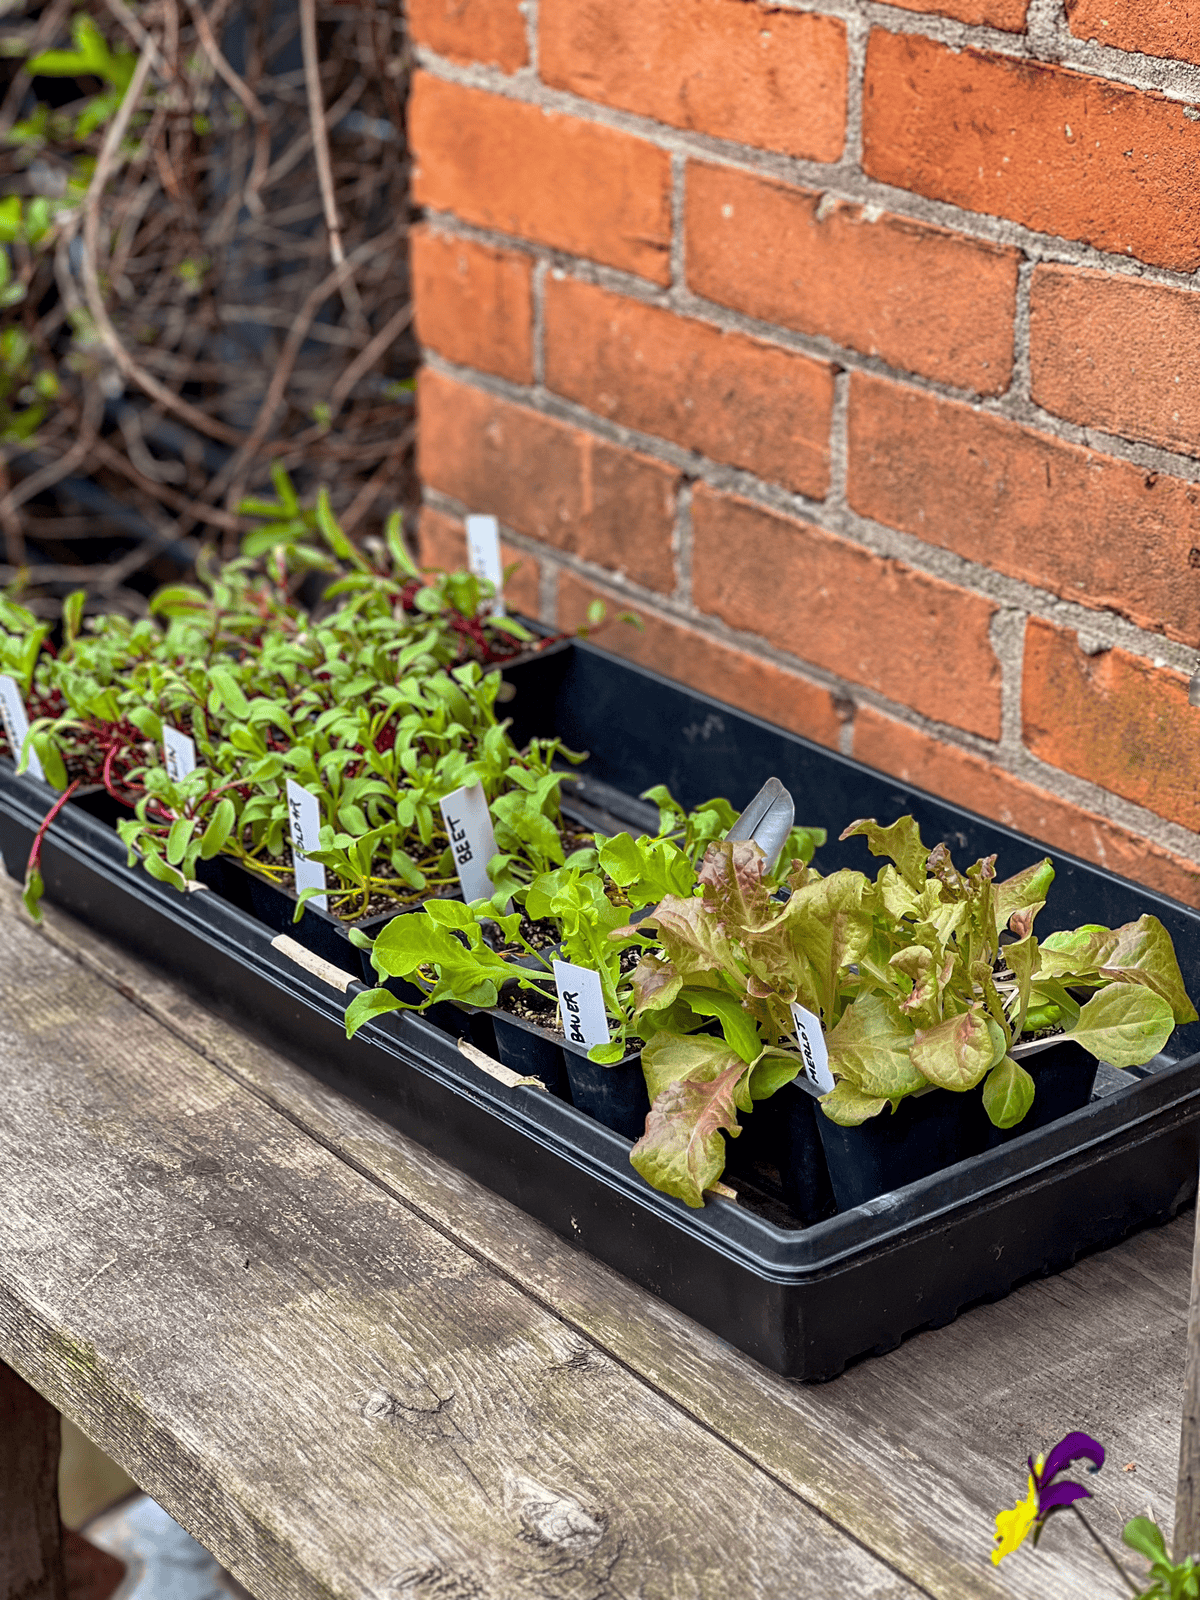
[790,1002,834,1093]
[553,959,611,1049]
[439,782,497,903]
[466,514,505,618]
[162,725,197,783]
[0,675,43,782]
[285,777,327,911]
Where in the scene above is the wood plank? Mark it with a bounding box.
[1177,1156,1200,1559]
[0,1358,67,1600]
[28,888,1188,1600]
[0,901,926,1600]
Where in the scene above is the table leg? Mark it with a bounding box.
[0,1358,68,1600]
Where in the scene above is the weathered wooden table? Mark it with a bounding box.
[0,882,1191,1600]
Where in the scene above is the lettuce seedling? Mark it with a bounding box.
[623,814,1196,1207]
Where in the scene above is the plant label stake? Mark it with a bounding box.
[726,776,794,874]
[285,778,327,912]
[553,960,611,1049]
[439,783,497,904]
[0,677,43,783]
[162,726,196,783]
[466,515,505,618]
[790,1002,834,1093]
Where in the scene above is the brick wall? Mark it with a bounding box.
[406,0,1200,907]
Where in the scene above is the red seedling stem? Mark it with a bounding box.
[26,779,81,879]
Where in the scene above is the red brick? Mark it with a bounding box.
[539,0,846,162]
[854,705,1200,909]
[543,278,833,497]
[1067,0,1200,67]
[863,31,1200,272]
[557,571,847,748]
[686,163,1018,395]
[1030,265,1200,458]
[410,227,533,385]
[884,0,1028,29]
[406,0,528,71]
[1022,617,1200,830]
[418,370,679,593]
[690,485,1001,738]
[848,373,1200,645]
[410,74,672,283]
[418,505,542,619]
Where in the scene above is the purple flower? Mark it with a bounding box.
[1032,1432,1106,1523]
[993,1432,1105,1565]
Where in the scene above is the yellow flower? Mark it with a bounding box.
[992,1457,1043,1566]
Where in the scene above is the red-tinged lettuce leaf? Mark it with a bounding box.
[1038,924,1119,979]
[640,1030,742,1101]
[1066,982,1176,1067]
[825,991,924,1100]
[994,857,1054,937]
[911,1009,1006,1091]
[630,949,684,1015]
[649,890,740,982]
[632,1034,753,1207]
[840,815,929,891]
[1095,915,1198,1025]
[819,1078,888,1126]
[888,943,938,1021]
[697,837,773,930]
[982,1055,1035,1129]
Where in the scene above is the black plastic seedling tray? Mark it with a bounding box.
[3,639,1200,1380]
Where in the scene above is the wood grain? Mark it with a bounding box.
[1177,1158,1200,1559]
[26,887,1192,1600]
[0,900,924,1600]
[1,1358,67,1600]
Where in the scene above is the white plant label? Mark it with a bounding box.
[466,514,505,618]
[285,777,327,911]
[553,959,611,1050]
[162,725,197,783]
[439,782,497,904]
[790,1002,834,1093]
[0,675,43,782]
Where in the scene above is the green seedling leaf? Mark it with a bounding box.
[209,667,250,719]
[28,732,66,791]
[981,1056,1035,1129]
[166,815,196,866]
[1123,1518,1168,1564]
[345,985,408,1038]
[584,1041,625,1065]
[199,797,235,859]
[141,849,187,890]
[1067,982,1176,1068]
[676,985,761,1064]
[22,863,44,923]
[62,588,85,650]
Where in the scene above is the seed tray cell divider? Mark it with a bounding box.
[3,639,1199,1380]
